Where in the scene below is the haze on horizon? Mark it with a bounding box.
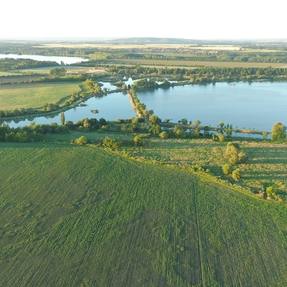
[0,0,286,41]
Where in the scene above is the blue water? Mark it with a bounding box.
[6,92,135,128]
[138,82,287,131]
[4,81,287,131]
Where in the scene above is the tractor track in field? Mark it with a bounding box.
[192,180,205,287]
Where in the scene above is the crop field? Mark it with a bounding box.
[127,138,287,201]
[0,142,286,286]
[0,82,80,111]
[18,66,107,76]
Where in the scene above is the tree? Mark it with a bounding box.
[149,115,160,125]
[224,124,233,138]
[173,125,184,138]
[99,118,107,127]
[192,120,201,137]
[179,118,188,125]
[271,122,286,142]
[149,124,161,135]
[60,112,65,126]
[131,117,139,131]
[217,122,225,134]
[224,142,246,165]
[82,119,91,129]
[81,80,102,95]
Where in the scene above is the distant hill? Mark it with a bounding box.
[103,37,200,44]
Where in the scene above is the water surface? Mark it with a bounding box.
[0,54,88,65]
[5,81,287,131]
[6,92,135,128]
[138,82,287,130]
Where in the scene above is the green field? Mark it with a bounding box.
[127,137,287,200]
[18,66,107,76]
[0,140,287,286]
[0,82,80,111]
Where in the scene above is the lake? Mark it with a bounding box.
[4,81,287,131]
[6,92,135,128]
[0,54,88,65]
[138,82,287,131]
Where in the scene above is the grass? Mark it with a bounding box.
[18,66,107,76]
[0,71,19,76]
[0,139,287,286]
[0,82,80,111]
[127,137,287,200]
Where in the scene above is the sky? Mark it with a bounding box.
[0,0,286,40]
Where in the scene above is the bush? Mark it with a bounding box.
[102,137,120,150]
[222,164,231,175]
[133,134,144,146]
[231,168,241,181]
[73,136,88,145]
[159,131,169,139]
[212,133,225,142]
[218,134,225,142]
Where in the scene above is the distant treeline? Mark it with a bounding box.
[107,51,287,63]
[109,66,287,82]
[0,117,108,143]
[0,58,58,71]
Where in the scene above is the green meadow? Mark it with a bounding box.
[0,140,287,286]
[0,82,80,111]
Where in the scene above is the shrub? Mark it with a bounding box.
[218,134,225,142]
[133,134,144,146]
[212,133,225,142]
[73,136,88,145]
[231,168,241,181]
[102,137,120,150]
[222,164,231,175]
[159,131,169,139]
